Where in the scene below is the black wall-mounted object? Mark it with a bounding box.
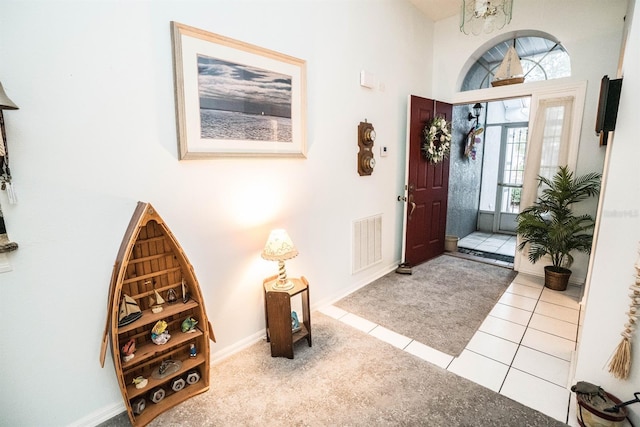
[595,75,623,146]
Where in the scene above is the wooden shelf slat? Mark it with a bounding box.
[122,328,203,371]
[122,267,182,285]
[127,252,176,265]
[130,382,209,426]
[291,324,309,344]
[133,235,166,246]
[126,354,206,399]
[118,299,200,334]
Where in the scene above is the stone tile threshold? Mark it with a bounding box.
[319,272,589,425]
[455,231,517,268]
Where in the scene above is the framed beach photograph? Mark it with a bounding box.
[171,22,307,159]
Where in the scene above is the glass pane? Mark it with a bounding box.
[538,50,571,79]
[500,126,527,214]
[479,126,502,211]
[502,127,528,186]
[538,106,565,183]
[500,187,522,214]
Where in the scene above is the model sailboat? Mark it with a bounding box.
[118,294,142,327]
[491,46,525,87]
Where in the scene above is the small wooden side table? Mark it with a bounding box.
[263,275,312,359]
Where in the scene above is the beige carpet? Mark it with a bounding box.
[99,313,566,427]
[334,254,517,356]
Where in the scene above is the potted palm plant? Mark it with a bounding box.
[515,166,601,291]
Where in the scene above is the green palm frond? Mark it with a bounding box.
[516,165,601,269]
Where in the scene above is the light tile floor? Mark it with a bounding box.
[319,271,588,425]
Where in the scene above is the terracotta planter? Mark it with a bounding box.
[544,266,571,291]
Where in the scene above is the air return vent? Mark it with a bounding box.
[352,214,382,274]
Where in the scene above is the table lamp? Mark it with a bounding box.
[261,229,298,291]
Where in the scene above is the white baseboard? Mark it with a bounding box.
[210,330,265,365]
[516,264,586,286]
[312,260,400,310]
[67,401,125,427]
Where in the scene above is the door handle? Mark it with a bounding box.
[408,194,416,220]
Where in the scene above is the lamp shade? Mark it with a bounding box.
[261,229,298,261]
[0,83,18,110]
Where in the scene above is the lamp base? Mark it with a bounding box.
[272,279,294,291]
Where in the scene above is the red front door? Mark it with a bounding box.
[404,95,452,266]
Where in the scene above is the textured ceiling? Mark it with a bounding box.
[408,0,462,21]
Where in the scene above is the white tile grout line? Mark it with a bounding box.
[327,287,579,368]
[497,289,540,394]
[508,365,574,389]
[324,305,456,366]
[321,270,581,423]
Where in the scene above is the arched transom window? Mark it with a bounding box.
[461,36,571,91]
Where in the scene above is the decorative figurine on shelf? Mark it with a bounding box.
[151,320,171,345]
[189,343,197,358]
[131,397,146,415]
[185,369,201,385]
[291,311,301,333]
[166,288,177,304]
[118,294,142,327]
[147,280,165,314]
[181,316,198,333]
[132,376,148,389]
[152,359,182,379]
[148,387,166,404]
[181,278,190,303]
[121,337,136,362]
[170,376,186,392]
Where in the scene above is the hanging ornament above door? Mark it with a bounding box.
[460,0,514,35]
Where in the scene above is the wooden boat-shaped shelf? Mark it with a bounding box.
[100,202,215,426]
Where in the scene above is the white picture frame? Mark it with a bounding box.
[171,22,307,159]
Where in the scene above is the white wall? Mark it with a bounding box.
[0,1,434,425]
[575,1,639,424]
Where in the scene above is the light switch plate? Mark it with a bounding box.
[360,70,375,89]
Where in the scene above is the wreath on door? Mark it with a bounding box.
[422,116,452,164]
